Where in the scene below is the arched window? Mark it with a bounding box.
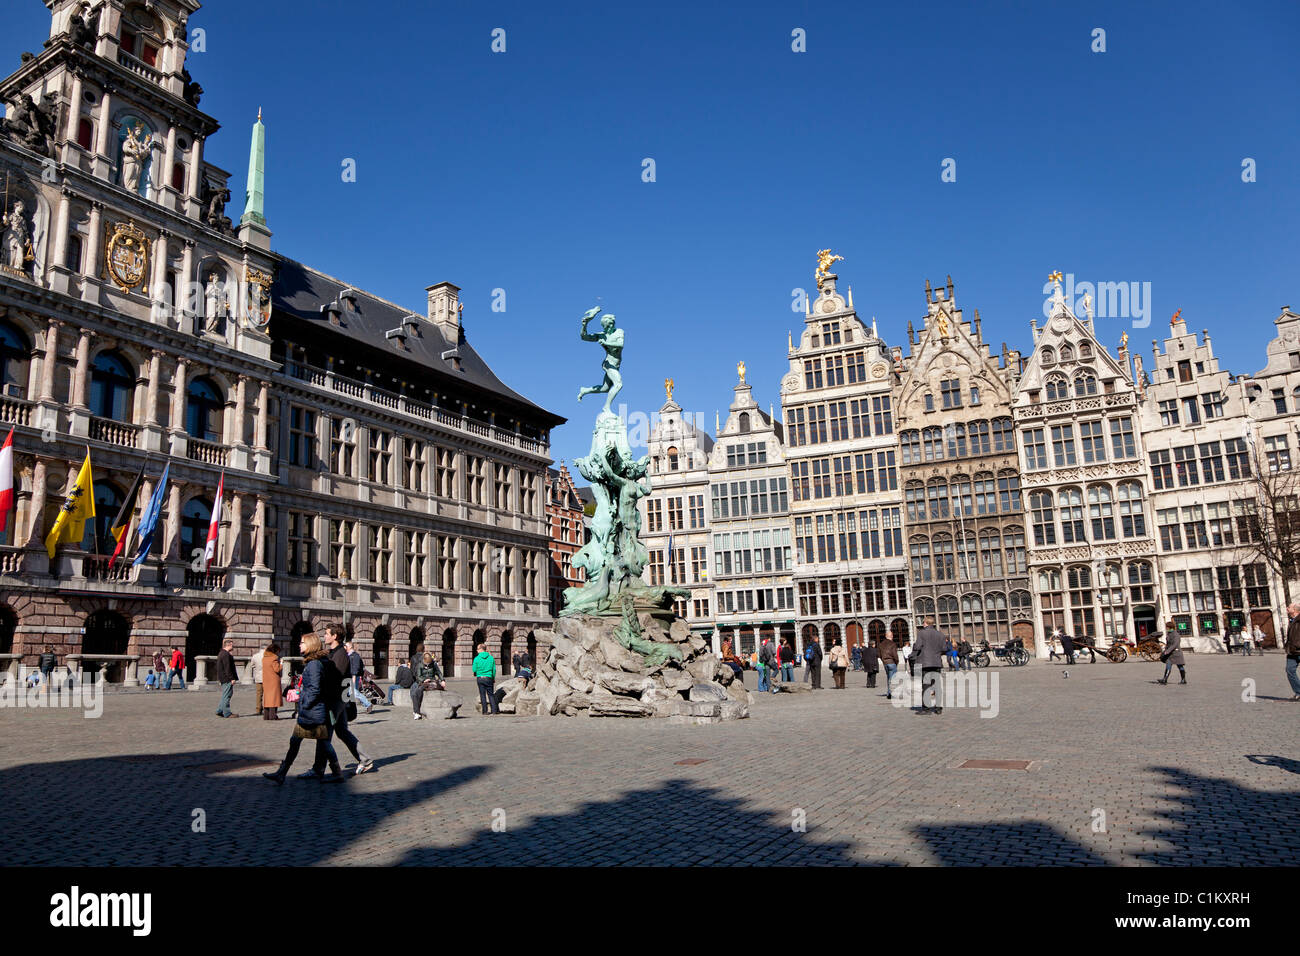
[956,531,977,579]
[119,4,163,67]
[969,420,991,456]
[1029,491,1056,546]
[991,417,1014,453]
[1079,342,1093,360]
[951,477,973,518]
[738,413,750,433]
[868,620,886,642]
[1060,343,1075,363]
[979,529,1002,577]
[1009,589,1033,616]
[1067,565,1096,640]
[933,533,955,581]
[927,479,949,519]
[904,481,926,522]
[961,594,984,629]
[1073,369,1098,396]
[1038,569,1064,634]
[900,429,921,464]
[986,592,1009,629]
[186,377,223,442]
[1117,481,1146,537]
[937,595,958,630]
[973,472,996,515]
[909,536,932,583]
[1045,375,1069,401]
[180,497,212,562]
[823,622,841,650]
[914,597,936,618]
[1128,560,1154,602]
[1058,487,1085,543]
[82,482,124,554]
[76,117,94,150]
[666,446,679,471]
[0,321,30,398]
[946,423,967,458]
[922,427,944,461]
[89,351,135,421]
[1041,346,1056,366]
[1088,484,1116,540]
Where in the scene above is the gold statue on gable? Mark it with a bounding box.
[815,249,843,288]
[664,377,674,403]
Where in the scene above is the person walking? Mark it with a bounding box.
[150,649,166,690]
[754,639,769,691]
[850,643,862,672]
[878,634,899,698]
[1156,628,1187,685]
[250,642,264,716]
[344,640,374,715]
[912,617,947,714]
[263,633,342,784]
[165,645,185,690]
[262,642,282,720]
[1284,604,1300,700]
[1240,627,1254,657]
[779,638,795,684]
[863,638,880,688]
[806,638,824,690]
[957,638,972,671]
[903,639,915,678]
[215,639,238,718]
[1060,630,1076,665]
[473,642,500,715]
[39,645,57,688]
[828,637,849,689]
[307,625,375,777]
[1252,623,1267,653]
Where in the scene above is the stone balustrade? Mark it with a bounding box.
[63,654,142,686]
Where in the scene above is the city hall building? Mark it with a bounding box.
[0,0,561,680]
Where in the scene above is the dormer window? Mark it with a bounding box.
[120,6,162,68]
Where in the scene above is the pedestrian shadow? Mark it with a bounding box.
[912,822,1111,866]
[1245,754,1300,775]
[394,777,859,866]
[0,749,488,866]
[1132,765,1300,865]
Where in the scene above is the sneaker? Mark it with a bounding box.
[413,713,424,720]
[355,760,374,775]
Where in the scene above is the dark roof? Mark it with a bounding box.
[271,257,564,426]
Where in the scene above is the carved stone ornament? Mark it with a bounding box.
[104,220,148,292]
[245,266,273,328]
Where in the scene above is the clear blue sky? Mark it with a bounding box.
[8,0,1298,471]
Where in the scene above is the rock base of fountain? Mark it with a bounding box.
[515,613,750,723]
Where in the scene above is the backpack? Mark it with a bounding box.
[804,644,816,662]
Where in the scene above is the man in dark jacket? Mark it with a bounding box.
[758,638,777,692]
[344,640,373,715]
[877,635,899,698]
[385,661,414,705]
[806,639,824,690]
[911,618,947,714]
[863,640,880,688]
[38,646,57,684]
[1283,604,1300,699]
[1157,628,1187,685]
[307,626,375,777]
[214,639,238,717]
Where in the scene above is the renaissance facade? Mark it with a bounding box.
[0,0,560,680]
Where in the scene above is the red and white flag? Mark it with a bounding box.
[203,472,224,570]
[0,427,13,535]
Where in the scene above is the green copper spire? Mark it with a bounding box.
[240,108,266,228]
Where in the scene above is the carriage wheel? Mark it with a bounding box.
[974,652,990,668]
[1012,648,1030,666]
[1140,647,1160,662]
[1108,646,1128,663]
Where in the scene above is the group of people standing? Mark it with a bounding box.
[754,634,906,695]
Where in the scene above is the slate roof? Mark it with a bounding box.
[271,257,564,426]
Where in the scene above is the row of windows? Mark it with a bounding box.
[709,479,788,519]
[1156,392,1227,426]
[1021,418,1137,469]
[793,508,905,564]
[908,529,1028,583]
[646,547,709,586]
[724,441,768,467]
[1042,368,1100,401]
[1027,483,1147,546]
[1148,440,1251,489]
[904,473,1022,521]
[802,350,871,390]
[790,451,898,501]
[785,396,893,446]
[1038,342,1096,366]
[716,586,795,614]
[713,528,792,577]
[797,574,909,616]
[646,494,707,533]
[899,419,1015,464]
[914,591,1034,628]
[1155,500,1258,553]
[1037,563,1155,640]
[921,378,981,412]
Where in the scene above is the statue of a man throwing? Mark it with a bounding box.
[577,306,623,413]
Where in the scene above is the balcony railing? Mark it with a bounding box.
[89,416,141,448]
[187,437,228,466]
[0,395,31,427]
[0,546,24,575]
[185,568,228,590]
[117,51,162,83]
[82,554,133,583]
[285,361,550,455]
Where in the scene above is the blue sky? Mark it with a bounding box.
[8,0,1298,471]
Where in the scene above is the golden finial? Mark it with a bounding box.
[1170,308,1182,326]
[815,249,844,288]
[737,361,746,384]
[257,107,263,121]
[664,377,674,402]
[1119,330,1129,351]
[1048,270,1063,284]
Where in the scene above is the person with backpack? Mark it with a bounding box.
[804,638,824,689]
[758,638,777,693]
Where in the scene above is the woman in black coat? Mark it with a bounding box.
[862,641,880,688]
[263,634,343,784]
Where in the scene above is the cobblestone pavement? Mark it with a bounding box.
[2,654,1296,866]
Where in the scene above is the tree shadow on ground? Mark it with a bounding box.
[912,822,1111,866]
[1245,754,1300,775]
[1,748,487,866]
[396,777,860,866]
[1132,765,1300,865]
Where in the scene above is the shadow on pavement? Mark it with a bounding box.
[913,821,1111,865]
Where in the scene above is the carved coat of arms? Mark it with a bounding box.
[244,267,273,329]
[104,220,149,292]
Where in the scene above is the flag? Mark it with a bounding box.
[45,452,95,560]
[203,472,224,570]
[132,462,169,567]
[107,463,146,569]
[667,531,674,584]
[0,427,13,535]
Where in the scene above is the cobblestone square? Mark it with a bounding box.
[2,654,1295,866]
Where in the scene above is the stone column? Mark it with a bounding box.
[93,86,113,162]
[162,125,177,203]
[164,479,185,561]
[82,202,103,302]
[185,137,203,210]
[24,457,48,550]
[232,375,248,447]
[227,492,243,566]
[254,381,268,450]
[144,351,161,425]
[65,70,84,144]
[179,240,195,333]
[170,357,188,430]
[150,229,169,322]
[70,328,91,409]
[252,496,269,571]
[38,319,61,402]
[51,187,72,274]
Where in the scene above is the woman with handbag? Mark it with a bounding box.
[262,634,343,784]
[828,637,849,689]
[261,642,282,720]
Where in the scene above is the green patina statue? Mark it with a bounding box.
[561,307,686,660]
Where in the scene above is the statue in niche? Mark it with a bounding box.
[199,178,232,234]
[120,124,155,192]
[203,271,226,328]
[2,200,33,272]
